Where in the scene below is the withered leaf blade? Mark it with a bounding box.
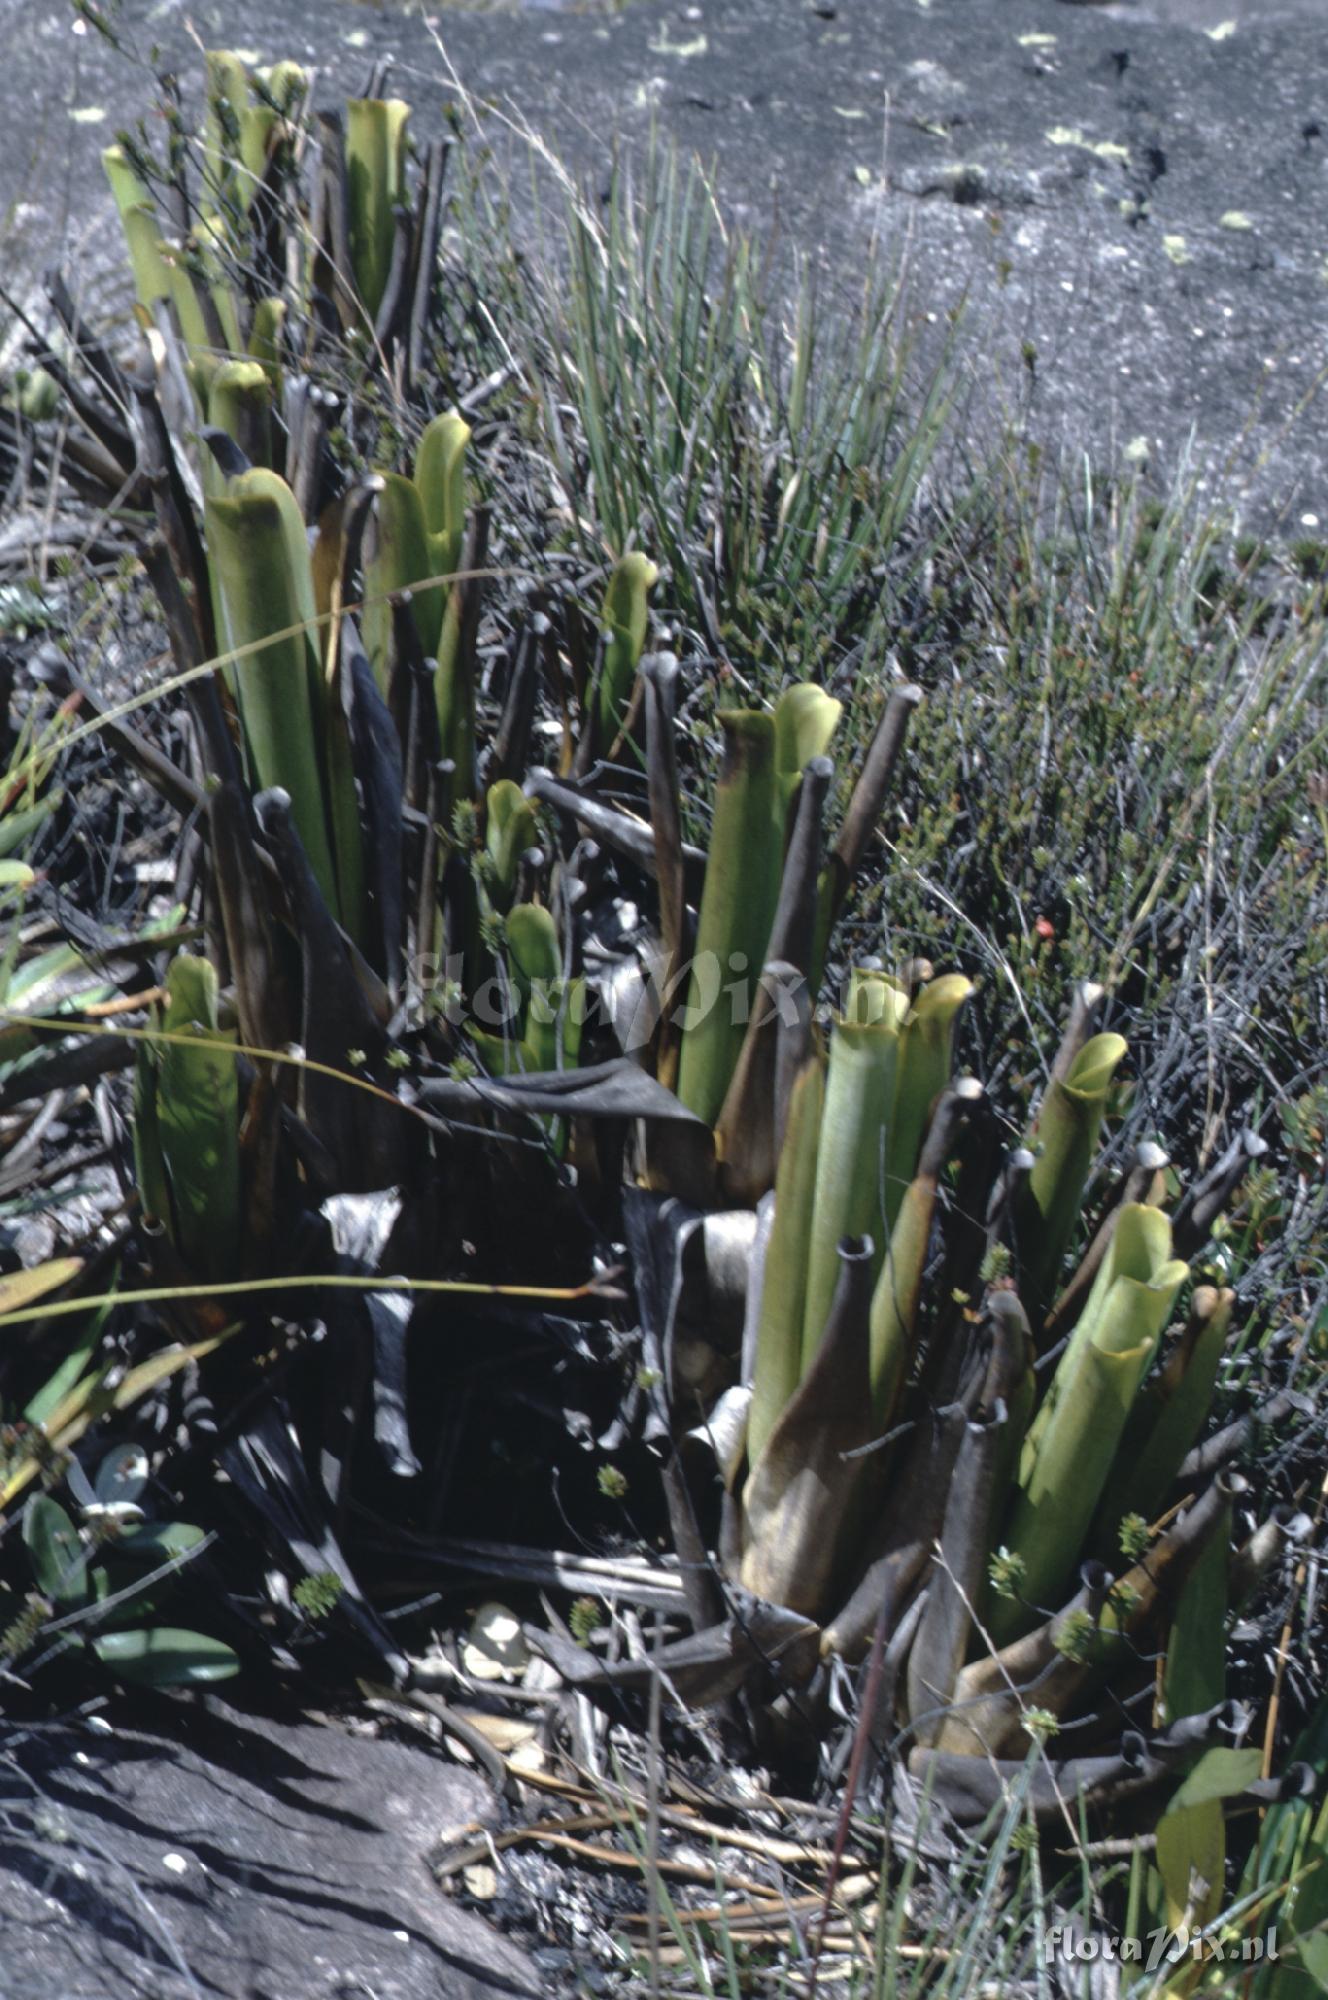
[741,1235,876,1622]
[222,1404,408,1682]
[416,1057,706,1124]
[525,1591,819,1709]
[345,629,406,998]
[321,1190,419,1480]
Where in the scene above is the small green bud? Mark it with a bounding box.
[988,1547,1026,1601]
[1023,1708,1060,1744]
[1118,1513,1152,1562]
[1053,1609,1097,1663]
[568,1596,600,1645]
[293,1570,343,1620]
[980,1244,1012,1284]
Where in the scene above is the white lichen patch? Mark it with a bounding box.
[1219,211,1254,231]
[69,107,107,124]
[1017,33,1057,48]
[1045,128,1129,164]
[1163,235,1192,265]
[647,29,707,57]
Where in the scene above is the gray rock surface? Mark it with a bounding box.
[5,0,1328,525]
[0,1697,538,1999]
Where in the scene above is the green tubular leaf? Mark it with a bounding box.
[742,1235,876,1620]
[201,50,253,214]
[1092,1284,1234,1554]
[596,551,658,749]
[204,467,339,911]
[159,244,221,401]
[101,146,172,308]
[239,105,278,203]
[867,1173,938,1432]
[884,972,973,1235]
[773,682,841,809]
[868,1078,984,1427]
[207,359,273,469]
[503,903,564,1071]
[1019,1029,1129,1328]
[156,955,240,1281]
[416,410,471,599]
[845,965,910,1027]
[416,414,473,773]
[435,585,474,801]
[1155,1498,1232,1934]
[748,1057,824,1469]
[676,711,780,1128]
[801,996,905,1370]
[994,1204,1188,1642]
[484,780,538,911]
[132,1045,171,1232]
[92,1626,241,1687]
[193,215,245,353]
[246,298,287,389]
[506,901,561,991]
[1029,1203,1188,1451]
[1161,1489,1228,1728]
[362,471,435,681]
[344,97,410,320]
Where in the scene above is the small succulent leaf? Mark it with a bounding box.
[23,1494,90,1608]
[92,1626,241,1687]
[93,1445,151,1508]
[112,1521,208,1565]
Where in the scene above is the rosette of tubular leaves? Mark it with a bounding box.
[11,55,1299,1871]
[671,956,1285,1860]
